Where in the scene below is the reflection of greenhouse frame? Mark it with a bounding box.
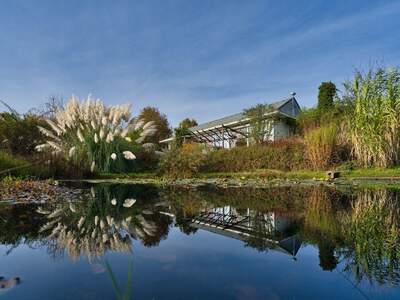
[191,206,302,257]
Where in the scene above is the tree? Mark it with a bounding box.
[138,107,172,145]
[179,118,198,129]
[318,82,337,111]
[174,118,198,147]
[244,104,274,144]
[28,95,64,119]
[0,101,47,155]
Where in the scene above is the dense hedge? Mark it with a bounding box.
[159,139,310,178]
[201,139,308,173]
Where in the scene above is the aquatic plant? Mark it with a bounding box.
[35,96,157,173]
[105,260,133,300]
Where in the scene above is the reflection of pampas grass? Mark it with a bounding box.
[38,202,158,261]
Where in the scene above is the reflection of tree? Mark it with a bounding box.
[302,187,348,271]
[0,204,45,254]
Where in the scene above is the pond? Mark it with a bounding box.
[0,183,400,299]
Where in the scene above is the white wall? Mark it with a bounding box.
[271,121,290,141]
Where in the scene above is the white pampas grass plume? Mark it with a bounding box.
[135,136,145,144]
[69,203,77,213]
[111,198,117,205]
[91,187,96,198]
[142,121,156,131]
[69,146,76,158]
[122,151,136,160]
[106,215,112,226]
[121,128,129,138]
[124,137,131,142]
[110,153,117,160]
[141,128,157,137]
[94,133,99,144]
[94,216,99,226]
[100,219,105,229]
[134,119,145,130]
[123,198,136,208]
[46,119,63,136]
[113,128,120,136]
[77,129,84,142]
[77,217,85,229]
[102,233,108,243]
[99,127,105,139]
[48,141,61,151]
[38,126,59,140]
[35,144,49,152]
[106,132,114,143]
[101,116,107,126]
[90,161,96,172]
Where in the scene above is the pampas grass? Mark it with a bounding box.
[36,95,158,172]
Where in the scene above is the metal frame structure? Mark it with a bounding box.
[188,124,249,149]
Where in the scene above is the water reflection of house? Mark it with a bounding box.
[190,206,302,257]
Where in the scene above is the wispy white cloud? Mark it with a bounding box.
[0,1,400,126]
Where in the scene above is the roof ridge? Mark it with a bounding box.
[190,97,295,131]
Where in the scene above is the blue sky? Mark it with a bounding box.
[0,0,399,126]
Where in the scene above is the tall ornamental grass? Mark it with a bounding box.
[346,68,400,167]
[36,96,157,173]
[304,124,338,170]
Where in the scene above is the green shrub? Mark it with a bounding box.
[200,139,307,173]
[159,143,206,179]
[0,151,51,179]
[0,112,47,155]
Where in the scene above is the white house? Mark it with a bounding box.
[160,94,301,149]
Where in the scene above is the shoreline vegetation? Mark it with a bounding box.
[83,167,400,189]
[2,66,400,187]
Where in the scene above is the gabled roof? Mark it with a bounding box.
[190,97,298,132]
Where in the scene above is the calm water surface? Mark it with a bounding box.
[0,184,400,299]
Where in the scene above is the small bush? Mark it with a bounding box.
[0,112,47,155]
[159,143,206,179]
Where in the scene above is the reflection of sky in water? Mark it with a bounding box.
[0,185,399,299]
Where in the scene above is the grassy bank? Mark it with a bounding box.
[99,167,400,181]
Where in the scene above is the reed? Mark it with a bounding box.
[346,67,400,167]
